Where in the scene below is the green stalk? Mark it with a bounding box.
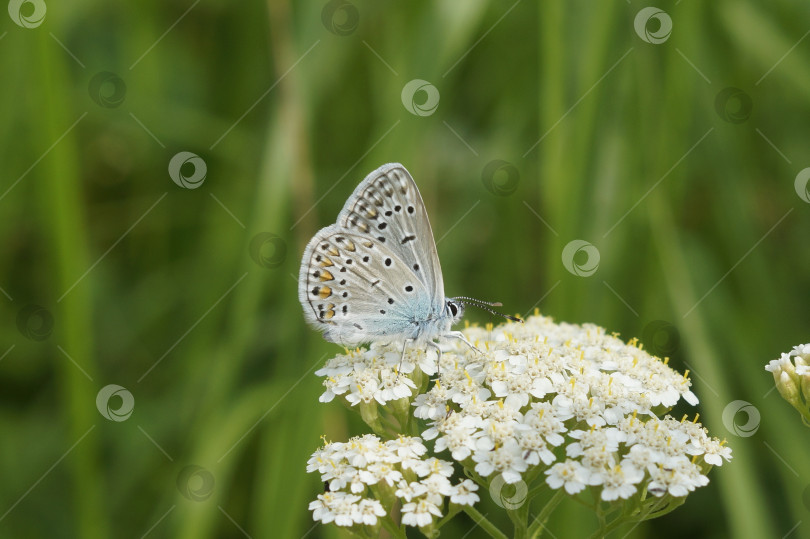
[648,196,774,539]
[528,489,566,539]
[35,31,106,539]
[507,495,530,539]
[462,505,509,539]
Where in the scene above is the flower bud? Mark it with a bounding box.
[801,374,810,405]
[776,371,801,407]
[359,402,383,433]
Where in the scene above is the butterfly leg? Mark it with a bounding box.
[396,338,413,382]
[445,331,483,355]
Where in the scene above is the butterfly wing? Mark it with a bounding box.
[335,163,445,312]
[298,227,435,346]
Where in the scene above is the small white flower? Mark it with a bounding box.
[308,492,361,526]
[594,463,644,501]
[546,460,588,494]
[359,462,402,487]
[395,480,427,502]
[354,499,386,525]
[790,343,810,360]
[647,459,708,497]
[401,498,443,527]
[765,352,795,376]
[408,457,454,478]
[413,386,450,420]
[421,472,454,504]
[385,436,427,460]
[700,438,732,467]
[449,479,480,505]
[473,439,528,484]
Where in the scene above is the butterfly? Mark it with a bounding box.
[298,163,520,364]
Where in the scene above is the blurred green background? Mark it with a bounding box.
[2,0,809,537]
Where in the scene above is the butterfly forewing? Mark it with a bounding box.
[336,164,445,312]
[298,226,434,345]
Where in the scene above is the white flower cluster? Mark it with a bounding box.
[766,343,810,378]
[765,342,810,416]
[410,315,730,501]
[309,314,731,531]
[315,345,431,406]
[307,434,479,529]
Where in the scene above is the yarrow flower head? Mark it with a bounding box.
[307,434,478,532]
[766,342,810,425]
[308,313,732,537]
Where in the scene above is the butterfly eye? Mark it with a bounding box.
[449,302,458,316]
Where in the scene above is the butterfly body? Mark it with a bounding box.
[298,163,467,348]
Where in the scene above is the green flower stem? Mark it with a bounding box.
[528,489,566,539]
[507,497,530,539]
[461,505,509,539]
[379,518,407,539]
[359,402,385,433]
[793,402,810,427]
[436,505,463,528]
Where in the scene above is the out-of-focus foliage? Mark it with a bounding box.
[1,1,808,537]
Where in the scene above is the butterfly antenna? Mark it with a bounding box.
[452,297,523,323]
